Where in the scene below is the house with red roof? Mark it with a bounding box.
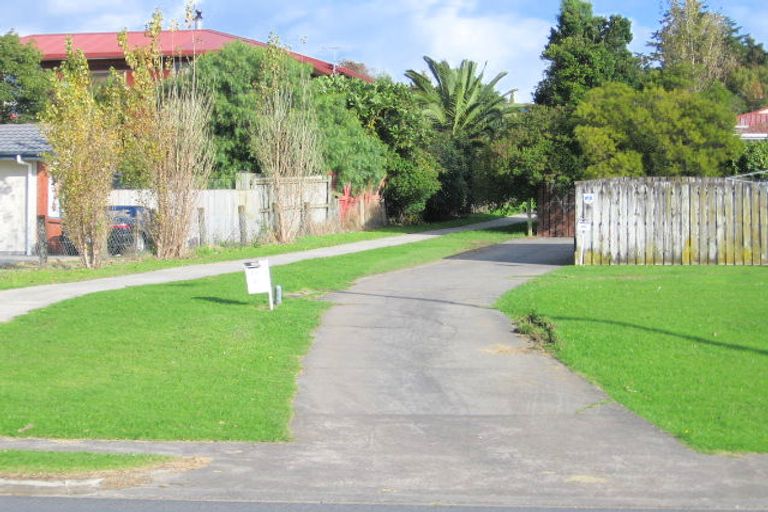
[736,108,768,141]
[20,29,370,84]
[1,29,373,254]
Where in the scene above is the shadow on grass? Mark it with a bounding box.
[552,316,768,358]
[194,296,250,306]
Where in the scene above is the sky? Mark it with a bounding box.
[3,0,768,102]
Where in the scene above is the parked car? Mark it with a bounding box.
[107,206,152,255]
[54,206,152,256]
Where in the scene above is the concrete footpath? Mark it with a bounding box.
[0,216,521,323]
[1,238,766,509]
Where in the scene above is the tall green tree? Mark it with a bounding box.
[534,0,640,107]
[251,36,322,243]
[405,56,512,219]
[40,41,120,268]
[725,28,768,111]
[0,31,51,122]
[314,75,441,221]
[405,56,511,141]
[195,41,309,183]
[574,82,743,178]
[727,65,768,111]
[476,105,580,208]
[651,0,735,92]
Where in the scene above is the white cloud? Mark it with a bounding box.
[405,0,551,102]
[45,0,114,15]
[73,13,146,32]
[41,0,204,32]
[42,0,147,31]
[263,0,551,103]
[627,18,655,55]
[32,0,555,102]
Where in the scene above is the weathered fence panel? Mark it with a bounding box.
[575,177,768,266]
[110,175,333,248]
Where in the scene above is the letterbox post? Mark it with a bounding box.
[243,259,274,310]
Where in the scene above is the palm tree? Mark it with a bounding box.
[405,56,513,142]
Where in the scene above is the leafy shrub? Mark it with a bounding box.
[383,150,440,222]
[735,140,768,174]
[313,92,388,193]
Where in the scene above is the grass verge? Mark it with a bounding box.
[496,265,768,453]
[0,450,172,478]
[0,213,502,291]
[0,223,525,441]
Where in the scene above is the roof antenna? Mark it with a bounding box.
[193,10,203,30]
[323,46,340,74]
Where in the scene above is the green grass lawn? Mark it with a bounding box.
[0,213,502,291]
[0,450,171,477]
[0,224,524,442]
[496,265,768,454]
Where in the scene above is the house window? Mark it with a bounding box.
[91,70,117,84]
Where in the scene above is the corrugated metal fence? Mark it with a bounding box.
[575,177,768,265]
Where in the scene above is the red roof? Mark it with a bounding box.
[20,29,371,82]
[737,108,768,135]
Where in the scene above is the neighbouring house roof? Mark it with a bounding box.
[19,29,372,82]
[0,124,50,159]
[736,107,768,140]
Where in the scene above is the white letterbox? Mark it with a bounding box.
[243,259,273,310]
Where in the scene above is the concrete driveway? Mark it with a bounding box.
[2,238,767,509]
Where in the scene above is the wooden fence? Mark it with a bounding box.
[111,175,334,247]
[575,177,768,265]
[538,185,575,237]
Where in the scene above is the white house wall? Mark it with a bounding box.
[0,159,37,254]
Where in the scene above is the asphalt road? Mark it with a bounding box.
[0,497,702,512]
[2,237,767,509]
[0,216,523,323]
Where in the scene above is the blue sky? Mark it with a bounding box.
[3,0,767,102]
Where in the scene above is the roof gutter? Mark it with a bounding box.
[16,155,36,256]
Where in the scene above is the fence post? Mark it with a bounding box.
[197,207,207,246]
[380,198,388,226]
[302,201,310,234]
[36,215,47,267]
[238,205,247,246]
[527,198,534,237]
[358,198,366,227]
[538,186,547,237]
[272,202,279,233]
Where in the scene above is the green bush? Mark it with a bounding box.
[195,41,308,182]
[735,140,768,174]
[425,136,473,220]
[313,92,388,193]
[383,150,440,222]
